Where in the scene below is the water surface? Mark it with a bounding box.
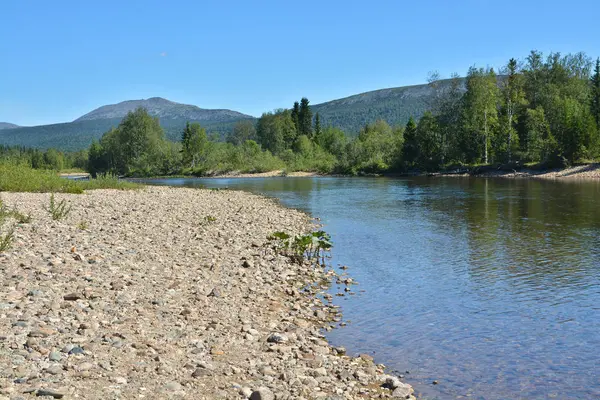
[142,176,600,399]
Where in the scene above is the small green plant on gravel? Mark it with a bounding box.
[45,193,71,221]
[10,208,31,224]
[0,225,15,252]
[0,198,31,224]
[201,215,217,226]
[268,230,332,265]
[77,221,89,230]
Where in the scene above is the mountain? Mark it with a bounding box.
[0,98,254,150]
[76,97,249,123]
[0,122,19,130]
[0,81,469,151]
[312,78,466,133]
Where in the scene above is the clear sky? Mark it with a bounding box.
[1,0,599,126]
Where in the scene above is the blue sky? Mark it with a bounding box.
[1,0,599,126]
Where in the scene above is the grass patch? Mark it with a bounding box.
[78,174,143,191]
[0,225,14,252]
[0,164,143,193]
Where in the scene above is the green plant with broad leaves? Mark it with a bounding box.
[268,230,332,265]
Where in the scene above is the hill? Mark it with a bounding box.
[0,98,254,151]
[0,81,468,150]
[76,97,249,123]
[0,122,19,130]
[312,78,465,133]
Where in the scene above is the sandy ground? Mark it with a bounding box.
[0,187,414,400]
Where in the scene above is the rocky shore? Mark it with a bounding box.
[434,162,600,179]
[0,187,414,399]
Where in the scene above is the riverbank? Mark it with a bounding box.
[0,187,414,399]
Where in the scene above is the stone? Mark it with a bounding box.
[35,389,65,399]
[242,260,254,268]
[391,383,413,399]
[68,346,85,355]
[112,377,128,385]
[192,368,212,378]
[61,344,74,353]
[45,365,63,375]
[207,287,220,297]
[240,387,253,398]
[48,351,61,362]
[249,387,274,400]
[28,328,55,338]
[267,333,288,344]
[63,293,81,301]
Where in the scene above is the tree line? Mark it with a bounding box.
[77,50,600,176]
[0,145,88,171]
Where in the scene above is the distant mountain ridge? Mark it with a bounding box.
[0,98,254,150]
[0,81,467,150]
[0,122,19,130]
[76,97,250,122]
[312,78,466,133]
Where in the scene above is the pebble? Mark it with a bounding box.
[249,387,275,400]
[0,188,416,400]
[267,333,288,344]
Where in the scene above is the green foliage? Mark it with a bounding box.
[226,120,256,146]
[268,230,332,265]
[0,163,84,193]
[298,98,313,138]
[591,58,600,128]
[202,215,217,225]
[181,122,208,168]
[0,225,15,253]
[45,193,71,221]
[0,163,139,193]
[401,117,418,167]
[342,120,403,174]
[256,110,297,154]
[0,198,32,224]
[78,173,143,191]
[77,221,89,230]
[88,108,174,177]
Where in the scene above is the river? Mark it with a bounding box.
[141,176,600,399]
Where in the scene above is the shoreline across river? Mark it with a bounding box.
[0,187,415,399]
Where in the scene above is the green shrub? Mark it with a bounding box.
[0,225,15,252]
[268,230,333,265]
[45,193,71,221]
[0,164,142,193]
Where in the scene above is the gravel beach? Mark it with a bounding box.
[0,187,414,400]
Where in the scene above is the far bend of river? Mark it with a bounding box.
[141,176,600,399]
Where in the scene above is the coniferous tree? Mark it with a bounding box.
[314,113,322,140]
[298,98,313,138]
[291,102,300,134]
[591,58,600,127]
[401,117,419,167]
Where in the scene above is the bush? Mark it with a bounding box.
[0,164,142,193]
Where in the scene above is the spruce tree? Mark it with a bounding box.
[591,58,600,127]
[291,101,300,135]
[401,117,419,166]
[314,113,322,140]
[298,97,313,138]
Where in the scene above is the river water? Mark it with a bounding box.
[142,176,600,399]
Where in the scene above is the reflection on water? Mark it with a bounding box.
[142,176,600,400]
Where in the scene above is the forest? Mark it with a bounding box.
[3,50,600,177]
